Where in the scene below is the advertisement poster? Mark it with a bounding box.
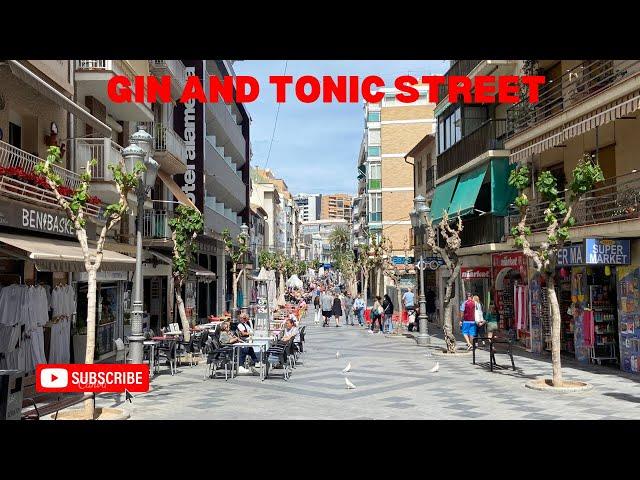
[528,273,544,354]
[572,267,590,363]
[617,267,640,373]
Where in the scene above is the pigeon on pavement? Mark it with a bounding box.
[429,362,440,373]
[336,351,341,359]
[342,362,351,373]
[345,377,356,389]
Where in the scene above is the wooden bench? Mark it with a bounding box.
[21,374,88,420]
[472,337,516,372]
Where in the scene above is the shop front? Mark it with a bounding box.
[492,252,529,348]
[552,238,631,368]
[461,267,491,308]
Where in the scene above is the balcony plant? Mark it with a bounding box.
[168,205,204,341]
[35,146,141,419]
[508,154,604,389]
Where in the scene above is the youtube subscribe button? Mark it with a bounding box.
[36,364,149,393]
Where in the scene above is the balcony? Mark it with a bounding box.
[143,209,173,240]
[506,60,640,138]
[149,60,186,99]
[0,140,101,217]
[508,170,640,234]
[204,136,246,211]
[204,71,247,168]
[459,215,506,248]
[73,138,124,205]
[438,60,482,103]
[204,196,241,237]
[139,122,187,175]
[75,60,153,122]
[437,119,508,179]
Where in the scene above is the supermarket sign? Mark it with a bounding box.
[461,267,491,280]
[585,238,630,265]
[558,239,631,265]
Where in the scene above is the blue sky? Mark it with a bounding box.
[234,60,447,196]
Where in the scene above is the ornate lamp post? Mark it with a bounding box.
[410,195,431,346]
[123,125,159,364]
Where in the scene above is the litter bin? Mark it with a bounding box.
[0,370,24,420]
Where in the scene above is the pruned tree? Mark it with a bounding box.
[329,226,356,290]
[222,227,249,312]
[258,250,277,271]
[509,155,604,386]
[424,210,464,353]
[36,145,141,418]
[168,205,204,342]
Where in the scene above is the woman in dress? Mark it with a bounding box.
[370,296,384,333]
[331,291,343,327]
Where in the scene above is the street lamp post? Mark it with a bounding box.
[123,126,159,364]
[410,195,431,346]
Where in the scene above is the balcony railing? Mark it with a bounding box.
[507,60,640,137]
[0,140,81,190]
[437,119,507,178]
[73,138,124,180]
[459,215,506,248]
[438,60,482,102]
[77,60,147,96]
[150,60,186,84]
[143,209,173,239]
[508,170,640,233]
[140,122,186,162]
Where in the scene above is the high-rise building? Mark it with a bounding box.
[294,193,322,222]
[320,193,352,221]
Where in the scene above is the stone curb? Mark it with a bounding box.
[524,379,594,393]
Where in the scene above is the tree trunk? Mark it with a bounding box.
[84,266,97,418]
[175,278,190,342]
[376,267,382,297]
[279,271,285,297]
[442,274,457,353]
[363,272,369,307]
[232,267,238,310]
[547,275,563,386]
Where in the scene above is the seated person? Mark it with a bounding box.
[281,317,299,343]
[218,321,258,374]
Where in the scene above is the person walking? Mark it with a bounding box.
[382,294,394,334]
[473,295,486,345]
[313,293,321,325]
[320,289,333,327]
[425,288,436,322]
[353,293,365,326]
[370,296,384,333]
[460,292,477,350]
[332,291,343,327]
[343,292,354,325]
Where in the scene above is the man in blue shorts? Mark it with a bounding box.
[459,292,476,350]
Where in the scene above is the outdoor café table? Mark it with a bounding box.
[143,340,160,375]
[230,342,268,380]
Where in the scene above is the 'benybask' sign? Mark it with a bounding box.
[0,200,75,237]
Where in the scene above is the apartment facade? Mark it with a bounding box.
[301,218,349,264]
[250,179,282,254]
[320,193,352,221]
[294,193,322,222]
[357,86,436,296]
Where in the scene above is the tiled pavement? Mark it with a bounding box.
[93,314,640,420]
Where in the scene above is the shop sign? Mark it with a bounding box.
[76,271,129,282]
[557,243,584,266]
[492,252,526,269]
[0,200,75,237]
[461,267,491,280]
[585,238,630,265]
[392,256,415,265]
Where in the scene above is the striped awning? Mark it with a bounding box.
[510,90,640,163]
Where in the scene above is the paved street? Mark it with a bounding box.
[93,311,640,420]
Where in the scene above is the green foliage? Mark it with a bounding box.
[508,165,530,192]
[569,154,605,200]
[258,250,277,270]
[168,206,204,280]
[222,227,249,266]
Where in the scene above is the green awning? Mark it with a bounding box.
[429,175,459,224]
[490,157,518,216]
[447,164,488,218]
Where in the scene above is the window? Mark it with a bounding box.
[417,158,423,186]
[369,163,381,190]
[437,106,463,153]
[367,111,381,122]
[368,128,381,145]
[368,146,381,156]
[438,119,445,154]
[369,193,382,222]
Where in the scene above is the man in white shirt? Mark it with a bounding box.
[353,293,366,326]
[235,314,260,372]
[281,318,299,343]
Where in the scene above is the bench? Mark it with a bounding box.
[472,337,516,372]
[21,374,89,420]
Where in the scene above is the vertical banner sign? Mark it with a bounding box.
[173,60,205,212]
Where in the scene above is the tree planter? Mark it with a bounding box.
[525,378,593,393]
[53,407,130,420]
